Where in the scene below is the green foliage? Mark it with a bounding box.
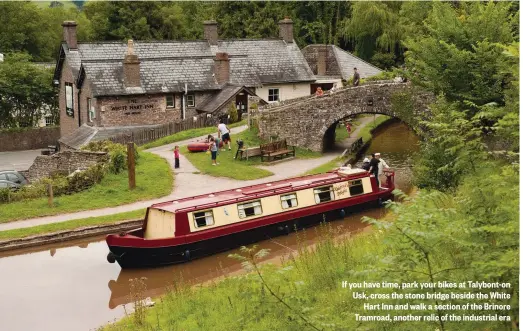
[404,1,517,108]
[370,52,396,69]
[414,97,487,191]
[0,53,58,128]
[344,1,403,60]
[82,140,138,174]
[228,103,238,124]
[0,1,93,61]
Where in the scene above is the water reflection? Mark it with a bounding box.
[106,207,378,309]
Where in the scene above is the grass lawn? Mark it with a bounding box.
[182,126,322,180]
[0,152,172,223]
[141,120,246,150]
[182,127,273,180]
[0,209,146,240]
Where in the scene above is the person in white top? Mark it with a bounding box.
[375,153,390,175]
[217,119,232,151]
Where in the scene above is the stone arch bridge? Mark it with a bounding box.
[258,82,435,152]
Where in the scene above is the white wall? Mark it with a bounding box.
[255,83,311,103]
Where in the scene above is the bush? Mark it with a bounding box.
[0,163,107,204]
[228,103,238,123]
[82,140,138,174]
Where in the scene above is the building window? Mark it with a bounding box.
[87,98,96,122]
[65,83,74,117]
[166,95,175,108]
[314,186,334,204]
[45,116,53,126]
[349,180,364,196]
[280,193,298,209]
[193,210,214,228]
[238,200,262,219]
[268,88,280,102]
[187,93,195,107]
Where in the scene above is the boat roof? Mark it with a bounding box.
[151,168,369,213]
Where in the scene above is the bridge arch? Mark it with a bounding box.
[258,82,434,152]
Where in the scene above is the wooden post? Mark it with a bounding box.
[127,142,136,190]
[47,183,53,207]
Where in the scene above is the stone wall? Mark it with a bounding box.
[96,92,208,127]
[0,127,61,152]
[25,150,108,182]
[258,82,435,152]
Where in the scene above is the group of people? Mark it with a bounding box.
[314,67,360,97]
[361,152,389,186]
[172,119,232,168]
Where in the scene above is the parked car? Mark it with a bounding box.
[0,180,21,191]
[0,170,28,186]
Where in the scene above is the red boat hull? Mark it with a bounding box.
[106,188,393,268]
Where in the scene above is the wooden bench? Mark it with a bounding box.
[260,140,295,162]
[238,146,262,160]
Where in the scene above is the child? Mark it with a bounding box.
[174,146,180,169]
[208,137,219,165]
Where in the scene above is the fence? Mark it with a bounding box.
[108,114,212,146]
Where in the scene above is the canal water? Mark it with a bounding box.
[0,121,418,331]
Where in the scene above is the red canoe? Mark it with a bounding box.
[187,140,224,152]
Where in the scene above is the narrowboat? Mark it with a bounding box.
[106,167,395,268]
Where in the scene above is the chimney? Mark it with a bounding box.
[317,47,327,76]
[214,52,230,85]
[204,20,218,45]
[278,17,294,43]
[123,40,141,88]
[62,21,78,50]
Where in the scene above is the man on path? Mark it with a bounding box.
[353,67,360,86]
[217,119,232,151]
[368,153,380,187]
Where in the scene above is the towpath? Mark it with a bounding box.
[0,116,375,231]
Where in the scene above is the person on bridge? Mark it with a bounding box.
[315,87,324,96]
[368,153,380,186]
[353,67,360,86]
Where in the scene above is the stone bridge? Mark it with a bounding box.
[258,82,435,152]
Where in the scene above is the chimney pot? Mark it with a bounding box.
[62,21,78,50]
[278,17,294,43]
[123,39,141,88]
[204,20,218,45]
[214,52,230,85]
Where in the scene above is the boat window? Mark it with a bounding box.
[314,186,334,204]
[349,180,364,196]
[280,193,298,209]
[193,210,214,228]
[238,200,262,219]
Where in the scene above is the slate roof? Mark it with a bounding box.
[59,124,161,149]
[301,45,382,80]
[57,38,315,97]
[196,84,263,113]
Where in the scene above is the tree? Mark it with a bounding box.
[0,53,58,128]
[404,1,517,108]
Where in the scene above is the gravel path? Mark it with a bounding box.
[0,117,375,231]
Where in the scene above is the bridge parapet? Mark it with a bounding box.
[258,82,434,152]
